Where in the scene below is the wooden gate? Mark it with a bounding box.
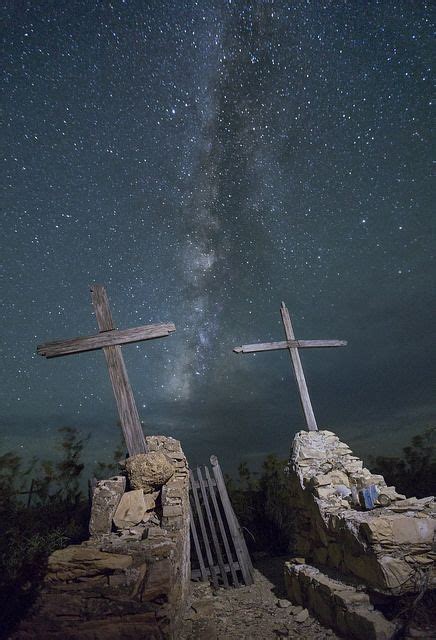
[189,455,254,588]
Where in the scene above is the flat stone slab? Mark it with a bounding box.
[89,475,126,536]
[47,545,132,581]
[113,489,149,529]
[285,560,397,640]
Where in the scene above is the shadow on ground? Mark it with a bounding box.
[251,553,289,598]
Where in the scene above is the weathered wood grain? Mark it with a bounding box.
[205,465,239,586]
[189,459,253,588]
[90,284,148,456]
[191,560,242,580]
[280,301,318,431]
[90,284,114,330]
[197,467,229,587]
[37,323,176,358]
[210,455,254,585]
[101,344,148,455]
[190,471,219,588]
[189,503,208,582]
[233,339,346,353]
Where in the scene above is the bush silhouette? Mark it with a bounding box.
[0,427,91,638]
[369,426,435,498]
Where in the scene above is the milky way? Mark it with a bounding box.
[1,1,434,474]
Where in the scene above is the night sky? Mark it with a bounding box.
[2,1,434,476]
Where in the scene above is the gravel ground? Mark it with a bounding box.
[179,555,435,639]
[179,555,340,640]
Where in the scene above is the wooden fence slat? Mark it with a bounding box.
[189,458,254,588]
[189,504,207,582]
[204,465,239,587]
[191,477,217,489]
[191,559,241,580]
[189,471,219,588]
[210,455,254,585]
[197,467,229,588]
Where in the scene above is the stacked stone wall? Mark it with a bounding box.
[12,436,190,640]
[284,430,435,639]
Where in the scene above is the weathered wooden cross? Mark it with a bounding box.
[233,302,347,431]
[37,284,176,456]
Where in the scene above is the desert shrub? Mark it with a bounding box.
[370,426,435,498]
[0,427,91,638]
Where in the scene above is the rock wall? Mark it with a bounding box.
[13,436,190,640]
[287,430,435,596]
[285,560,396,640]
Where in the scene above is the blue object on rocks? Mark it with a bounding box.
[358,484,378,510]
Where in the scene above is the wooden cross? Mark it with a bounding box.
[37,284,176,456]
[233,301,347,432]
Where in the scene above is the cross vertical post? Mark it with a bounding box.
[280,302,318,431]
[90,284,148,455]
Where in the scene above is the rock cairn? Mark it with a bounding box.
[284,430,435,640]
[12,436,190,640]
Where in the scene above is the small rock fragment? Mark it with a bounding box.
[277,598,292,608]
[294,608,309,623]
[377,493,392,507]
[289,605,303,615]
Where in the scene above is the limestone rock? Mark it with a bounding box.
[379,556,415,593]
[277,598,292,608]
[143,492,157,511]
[145,526,168,540]
[288,429,435,597]
[289,605,303,615]
[47,545,132,581]
[382,486,406,501]
[361,515,435,546]
[113,489,148,529]
[377,493,392,507]
[313,470,350,488]
[126,452,175,491]
[315,486,337,499]
[294,608,309,623]
[89,475,126,536]
[284,562,397,639]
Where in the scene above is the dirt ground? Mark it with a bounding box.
[179,555,340,640]
[179,555,435,640]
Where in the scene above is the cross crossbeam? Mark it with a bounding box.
[233,339,346,354]
[37,323,176,358]
[37,284,176,456]
[233,302,347,432]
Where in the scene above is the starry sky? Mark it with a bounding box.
[1,1,434,476]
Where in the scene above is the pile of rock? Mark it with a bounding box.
[13,436,190,640]
[90,442,178,539]
[284,430,435,639]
